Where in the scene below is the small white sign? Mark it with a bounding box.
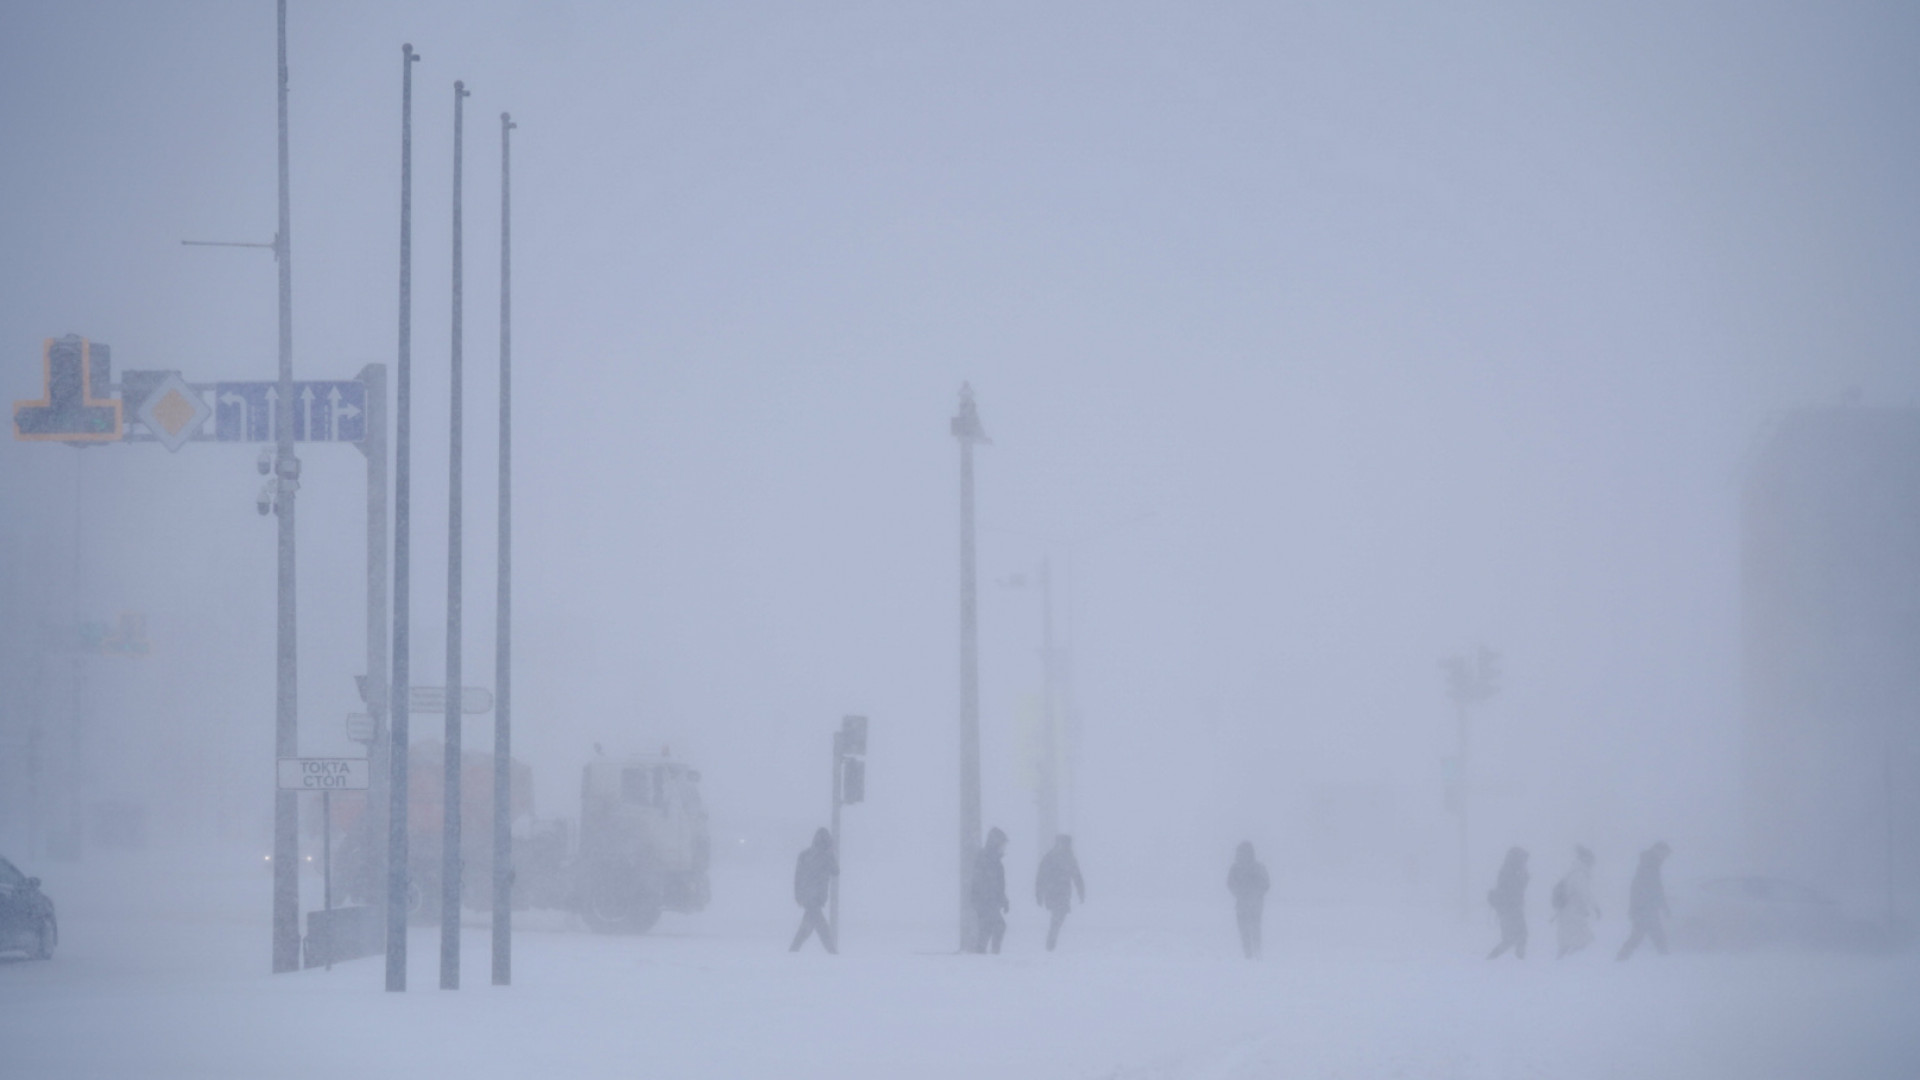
[346,713,375,743]
[278,758,370,791]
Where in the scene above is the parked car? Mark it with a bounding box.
[1672,875,1889,953]
[0,856,57,960]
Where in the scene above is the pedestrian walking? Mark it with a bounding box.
[1615,841,1672,961]
[968,827,1010,954]
[1226,841,1270,959]
[1035,835,1086,952]
[1486,847,1530,959]
[789,827,838,954]
[1552,845,1600,958]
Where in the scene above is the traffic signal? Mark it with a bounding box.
[839,714,868,757]
[840,756,865,805]
[13,335,121,442]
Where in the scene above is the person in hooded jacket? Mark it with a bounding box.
[1615,841,1672,961]
[789,827,839,954]
[1486,846,1530,959]
[1035,835,1086,952]
[1226,841,1271,959]
[969,827,1011,954]
[1552,845,1600,958]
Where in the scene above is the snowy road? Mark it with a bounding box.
[4,851,1916,1079]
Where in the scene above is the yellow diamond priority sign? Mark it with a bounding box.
[134,372,210,452]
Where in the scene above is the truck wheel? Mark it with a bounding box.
[628,897,662,934]
[582,869,661,934]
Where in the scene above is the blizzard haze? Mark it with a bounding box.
[2,2,1918,1078]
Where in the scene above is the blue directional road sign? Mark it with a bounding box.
[214,380,366,443]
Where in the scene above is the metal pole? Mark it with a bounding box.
[441,78,470,992]
[492,109,516,988]
[66,452,84,862]
[829,732,843,944]
[359,360,388,955]
[951,385,987,950]
[1037,556,1058,848]
[270,0,303,976]
[323,789,333,970]
[385,41,420,994]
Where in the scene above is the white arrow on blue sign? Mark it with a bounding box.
[214,380,366,443]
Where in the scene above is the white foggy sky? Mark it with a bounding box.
[3,0,1918,902]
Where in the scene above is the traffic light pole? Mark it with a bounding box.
[386,40,420,995]
[828,715,866,947]
[270,0,303,976]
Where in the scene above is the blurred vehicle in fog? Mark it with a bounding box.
[1672,875,1891,953]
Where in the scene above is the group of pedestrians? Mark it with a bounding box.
[789,825,1093,955]
[788,827,1669,963]
[791,825,1271,958]
[1484,841,1672,961]
[963,829,1086,953]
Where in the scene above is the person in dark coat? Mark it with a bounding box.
[1486,846,1530,959]
[1226,841,1271,959]
[1615,841,1672,961]
[789,827,839,953]
[969,827,1010,954]
[1035,835,1086,951]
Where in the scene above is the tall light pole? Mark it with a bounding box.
[385,40,421,994]
[441,78,471,992]
[269,0,302,976]
[951,384,989,951]
[491,109,516,988]
[1442,645,1500,922]
[179,2,302,970]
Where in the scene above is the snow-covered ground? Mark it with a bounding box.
[4,848,1917,1079]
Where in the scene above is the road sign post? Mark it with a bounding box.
[278,757,368,973]
[829,714,868,945]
